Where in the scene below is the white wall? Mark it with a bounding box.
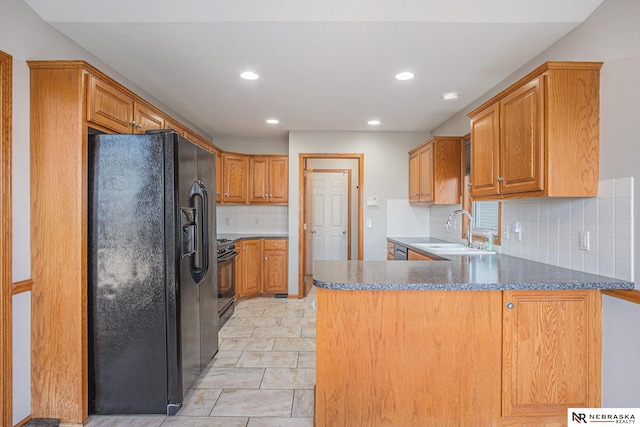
[288,131,430,293]
[431,0,640,407]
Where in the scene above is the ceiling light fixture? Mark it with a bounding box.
[441,92,460,100]
[240,71,259,80]
[395,72,415,81]
[266,119,279,124]
[368,120,381,126]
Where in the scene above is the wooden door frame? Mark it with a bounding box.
[311,169,353,261]
[298,153,363,298]
[0,49,13,427]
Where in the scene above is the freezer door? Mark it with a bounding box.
[88,133,169,414]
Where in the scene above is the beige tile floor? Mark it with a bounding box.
[83,288,316,427]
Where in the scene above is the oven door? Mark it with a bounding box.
[217,250,237,327]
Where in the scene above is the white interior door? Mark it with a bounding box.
[312,171,349,261]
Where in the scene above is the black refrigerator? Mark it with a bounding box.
[88,130,218,415]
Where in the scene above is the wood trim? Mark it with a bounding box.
[602,289,640,304]
[0,49,13,427]
[13,415,31,427]
[12,279,33,295]
[297,154,364,298]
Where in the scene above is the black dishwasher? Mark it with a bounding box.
[394,244,408,260]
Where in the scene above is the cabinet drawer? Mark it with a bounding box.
[264,239,287,250]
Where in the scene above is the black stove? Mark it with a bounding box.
[216,239,236,257]
[216,238,238,328]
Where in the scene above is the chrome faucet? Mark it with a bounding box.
[444,209,474,247]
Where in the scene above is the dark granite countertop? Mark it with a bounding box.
[313,237,634,291]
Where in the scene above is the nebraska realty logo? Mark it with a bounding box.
[569,408,639,424]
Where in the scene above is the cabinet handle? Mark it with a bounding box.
[467,182,473,187]
[269,194,272,198]
[497,177,504,182]
[137,123,142,129]
[129,120,136,125]
[264,256,268,260]
[273,243,277,247]
[243,247,247,250]
[224,193,229,197]
[506,302,514,310]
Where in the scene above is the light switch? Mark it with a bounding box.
[366,219,372,228]
[579,231,590,251]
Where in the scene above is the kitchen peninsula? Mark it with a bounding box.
[313,244,633,426]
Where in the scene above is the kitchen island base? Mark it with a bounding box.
[315,287,601,427]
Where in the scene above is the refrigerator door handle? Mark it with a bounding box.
[189,180,209,284]
[180,207,197,258]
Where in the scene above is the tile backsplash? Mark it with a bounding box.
[386,199,430,237]
[217,205,288,234]
[428,177,634,281]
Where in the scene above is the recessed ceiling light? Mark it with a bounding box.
[441,92,460,100]
[368,120,381,125]
[266,119,279,124]
[240,71,259,80]
[395,72,415,81]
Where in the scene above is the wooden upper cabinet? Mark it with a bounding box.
[87,74,134,133]
[502,290,601,421]
[468,61,602,200]
[469,103,500,197]
[222,153,248,203]
[408,150,420,203]
[215,149,223,202]
[408,136,462,205]
[249,156,288,204]
[133,102,164,133]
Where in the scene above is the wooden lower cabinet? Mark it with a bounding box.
[407,249,436,260]
[502,290,601,424]
[235,238,288,297]
[315,288,601,426]
[235,239,262,297]
[262,239,288,293]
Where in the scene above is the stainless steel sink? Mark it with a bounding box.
[411,242,495,255]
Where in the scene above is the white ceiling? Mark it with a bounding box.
[24,0,604,140]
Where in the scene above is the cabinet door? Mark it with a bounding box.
[249,156,269,203]
[237,240,262,297]
[215,150,223,203]
[134,102,165,134]
[222,153,248,203]
[407,250,436,261]
[502,290,601,419]
[262,239,288,293]
[87,75,134,133]
[470,103,500,197]
[500,78,544,195]
[408,150,420,204]
[418,144,433,202]
[268,156,289,204]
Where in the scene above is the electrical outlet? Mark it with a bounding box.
[579,231,590,251]
[366,218,372,228]
[254,218,259,225]
[224,217,230,225]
